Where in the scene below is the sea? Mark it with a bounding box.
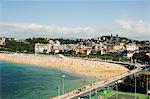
[0,61,96,99]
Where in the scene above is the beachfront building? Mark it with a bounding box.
[91,43,107,55]
[113,43,126,52]
[35,40,77,54]
[0,38,6,49]
[75,48,92,55]
[74,44,92,55]
[35,43,52,53]
[68,44,78,50]
[35,40,60,54]
[48,40,55,45]
[0,39,6,46]
[52,44,69,53]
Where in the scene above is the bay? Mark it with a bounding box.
[0,61,95,99]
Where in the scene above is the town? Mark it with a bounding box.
[0,35,150,98]
[0,34,150,64]
[1,0,149,98]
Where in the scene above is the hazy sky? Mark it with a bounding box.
[0,0,149,40]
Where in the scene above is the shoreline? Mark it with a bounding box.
[0,53,129,79]
[1,60,101,81]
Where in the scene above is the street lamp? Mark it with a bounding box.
[144,63,148,96]
[146,74,148,97]
[107,84,109,93]
[115,81,118,99]
[62,74,66,95]
[95,76,98,94]
[116,84,118,99]
[89,90,92,99]
[134,73,137,99]
[145,71,150,97]
[57,84,60,97]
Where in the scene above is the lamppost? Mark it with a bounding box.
[95,76,97,94]
[114,81,119,99]
[146,74,148,97]
[145,72,150,97]
[89,90,92,99]
[57,84,60,97]
[115,82,118,99]
[62,74,66,95]
[134,73,136,99]
[107,84,109,93]
[145,63,148,96]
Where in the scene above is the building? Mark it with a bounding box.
[0,40,6,46]
[48,40,55,45]
[35,43,52,53]
[52,44,69,53]
[0,38,6,49]
[94,43,104,51]
[125,44,139,58]
[113,43,126,51]
[68,44,78,50]
[126,44,139,51]
[35,40,77,54]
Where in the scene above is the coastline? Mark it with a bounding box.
[0,53,129,78]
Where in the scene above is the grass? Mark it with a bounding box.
[106,91,148,99]
[91,90,149,99]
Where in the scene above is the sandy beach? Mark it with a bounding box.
[0,53,129,78]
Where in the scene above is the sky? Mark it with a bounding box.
[0,0,149,40]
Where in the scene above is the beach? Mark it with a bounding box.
[0,53,129,78]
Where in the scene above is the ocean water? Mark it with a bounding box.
[0,61,95,99]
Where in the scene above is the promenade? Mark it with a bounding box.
[52,68,142,99]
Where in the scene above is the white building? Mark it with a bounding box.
[94,42,108,51]
[68,44,77,50]
[35,43,52,53]
[53,44,69,53]
[35,40,76,54]
[55,40,61,45]
[126,44,139,51]
[48,40,55,45]
[113,44,125,51]
[125,44,139,58]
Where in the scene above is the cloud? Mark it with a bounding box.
[0,19,150,40]
[0,22,96,39]
[114,19,150,40]
[117,19,150,34]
